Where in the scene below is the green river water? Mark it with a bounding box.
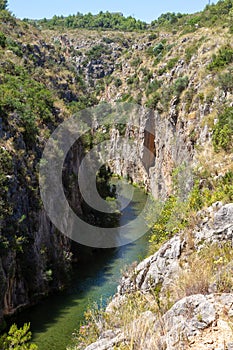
[16,184,150,350]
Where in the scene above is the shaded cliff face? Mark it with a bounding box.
[0,138,86,322]
[0,213,71,319]
[108,108,194,199]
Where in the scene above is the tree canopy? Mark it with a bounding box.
[0,0,7,11]
[36,11,148,31]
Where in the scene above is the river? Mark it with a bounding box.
[16,183,150,350]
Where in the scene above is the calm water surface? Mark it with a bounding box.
[16,184,150,350]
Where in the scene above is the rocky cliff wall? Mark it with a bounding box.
[108,106,195,199]
[0,138,86,324]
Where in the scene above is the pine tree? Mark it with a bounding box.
[0,323,38,350]
[0,0,7,11]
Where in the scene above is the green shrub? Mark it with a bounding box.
[208,45,233,70]
[86,44,111,60]
[0,323,38,350]
[148,33,157,41]
[145,92,160,109]
[157,66,167,76]
[126,75,138,86]
[151,12,185,26]
[212,107,233,152]
[173,76,189,97]
[0,0,7,10]
[0,63,55,145]
[0,9,16,24]
[153,42,164,56]
[148,195,188,250]
[6,38,23,57]
[188,171,233,211]
[114,77,122,87]
[187,15,202,26]
[217,69,233,93]
[167,57,179,70]
[185,44,198,63]
[145,79,161,96]
[148,166,233,254]
[205,0,233,17]
[102,37,114,44]
[131,56,142,67]
[119,93,132,102]
[141,67,153,83]
[0,31,6,47]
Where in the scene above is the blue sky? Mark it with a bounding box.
[8,0,217,23]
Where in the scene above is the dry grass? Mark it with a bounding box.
[196,142,233,179]
[172,255,212,301]
[170,243,233,303]
[68,290,162,350]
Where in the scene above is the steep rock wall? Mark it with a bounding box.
[108,105,195,199]
[0,139,85,323]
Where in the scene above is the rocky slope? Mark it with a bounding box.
[82,203,233,350]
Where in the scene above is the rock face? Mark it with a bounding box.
[0,212,72,321]
[0,140,85,323]
[195,202,233,248]
[84,203,233,349]
[156,293,233,350]
[84,330,125,350]
[163,294,217,346]
[117,234,183,294]
[108,108,194,199]
[115,203,233,296]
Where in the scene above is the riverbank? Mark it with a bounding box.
[76,202,233,350]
